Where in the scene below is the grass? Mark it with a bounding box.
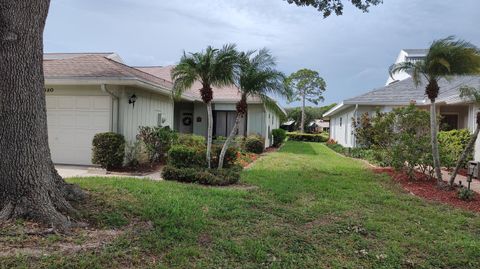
[2,141,480,268]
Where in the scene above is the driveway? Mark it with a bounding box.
[55,165,163,181]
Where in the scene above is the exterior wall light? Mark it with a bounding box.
[128,94,137,108]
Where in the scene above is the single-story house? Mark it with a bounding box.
[324,48,480,160]
[44,53,285,165]
[306,119,330,133]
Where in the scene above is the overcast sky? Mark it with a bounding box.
[44,0,480,107]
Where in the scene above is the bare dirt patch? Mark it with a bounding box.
[374,168,480,213]
[0,220,153,258]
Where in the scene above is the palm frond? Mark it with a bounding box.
[459,86,480,104]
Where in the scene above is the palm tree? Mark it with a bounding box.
[449,87,480,186]
[218,49,289,169]
[390,36,480,187]
[172,44,238,168]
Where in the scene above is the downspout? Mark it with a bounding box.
[101,84,119,133]
[353,104,359,148]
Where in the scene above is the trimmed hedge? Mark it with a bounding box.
[272,129,287,147]
[92,132,125,169]
[162,165,241,186]
[177,134,205,148]
[287,132,329,143]
[167,144,238,169]
[245,135,264,154]
[438,129,473,169]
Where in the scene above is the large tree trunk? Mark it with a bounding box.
[449,121,480,186]
[430,101,443,186]
[300,93,306,133]
[0,0,84,231]
[206,101,213,168]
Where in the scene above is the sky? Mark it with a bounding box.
[44,0,480,107]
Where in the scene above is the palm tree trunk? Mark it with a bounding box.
[300,93,306,133]
[449,124,480,186]
[430,101,443,185]
[206,101,213,168]
[218,114,240,169]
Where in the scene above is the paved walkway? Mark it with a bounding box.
[441,169,480,193]
[56,165,163,181]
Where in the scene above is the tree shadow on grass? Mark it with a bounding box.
[280,142,318,155]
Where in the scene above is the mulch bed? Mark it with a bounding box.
[374,168,480,213]
[108,163,163,176]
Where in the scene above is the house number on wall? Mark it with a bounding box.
[44,88,54,93]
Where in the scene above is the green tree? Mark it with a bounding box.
[286,104,336,131]
[172,45,238,169]
[218,49,288,169]
[285,0,382,17]
[287,69,327,133]
[449,87,480,186]
[390,37,480,186]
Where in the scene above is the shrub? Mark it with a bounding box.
[137,126,178,163]
[439,129,473,170]
[272,129,287,147]
[162,165,241,186]
[287,132,328,143]
[458,187,475,201]
[168,145,206,168]
[245,135,265,154]
[211,144,239,168]
[92,132,125,169]
[326,143,346,154]
[177,134,205,148]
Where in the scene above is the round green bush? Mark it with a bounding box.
[92,132,125,169]
[162,165,241,186]
[168,145,206,168]
[245,135,264,154]
[272,129,287,147]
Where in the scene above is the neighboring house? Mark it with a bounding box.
[306,119,330,133]
[325,49,480,160]
[280,120,296,132]
[43,53,285,165]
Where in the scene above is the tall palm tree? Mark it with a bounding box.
[172,44,238,168]
[390,37,480,186]
[449,87,480,186]
[218,49,289,169]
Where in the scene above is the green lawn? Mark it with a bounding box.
[3,141,480,268]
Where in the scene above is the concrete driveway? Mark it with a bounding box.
[55,165,163,181]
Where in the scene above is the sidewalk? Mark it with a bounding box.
[56,165,163,181]
[441,169,480,193]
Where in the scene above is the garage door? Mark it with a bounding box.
[46,96,111,165]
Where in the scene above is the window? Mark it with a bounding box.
[157,112,163,127]
[440,114,459,131]
[340,117,343,127]
[213,111,245,137]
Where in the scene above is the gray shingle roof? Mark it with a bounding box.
[344,76,480,105]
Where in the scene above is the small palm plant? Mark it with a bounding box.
[218,49,289,169]
[172,44,238,168]
[390,36,480,186]
[449,87,480,186]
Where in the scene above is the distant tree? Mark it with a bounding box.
[449,87,480,186]
[287,69,327,133]
[172,45,238,169]
[286,104,336,130]
[390,37,480,187]
[285,0,382,17]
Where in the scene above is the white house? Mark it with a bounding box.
[325,49,480,160]
[43,53,285,165]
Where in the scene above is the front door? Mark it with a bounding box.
[179,111,194,134]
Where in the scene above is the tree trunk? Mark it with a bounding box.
[0,0,84,231]
[449,124,480,186]
[206,101,213,168]
[218,114,240,169]
[300,93,306,133]
[430,101,443,186]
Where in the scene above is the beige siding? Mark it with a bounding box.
[118,87,174,142]
[247,104,266,138]
[264,106,281,147]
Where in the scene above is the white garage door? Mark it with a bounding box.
[46,96,111,165]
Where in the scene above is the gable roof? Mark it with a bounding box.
[324,76,480,117]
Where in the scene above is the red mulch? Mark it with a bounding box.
[373,168,480,213]
[265,146,279,153]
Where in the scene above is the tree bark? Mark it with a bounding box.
[206,101,213,168]
[218,114,240,169]
[429,101,443,186]
[300,93,306,133]
[449,125,480,186]
[0,0,84,231]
